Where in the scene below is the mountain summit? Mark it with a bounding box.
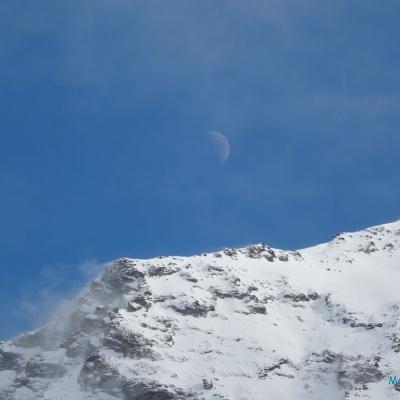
[1,221,400,399]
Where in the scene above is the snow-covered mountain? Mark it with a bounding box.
[1,221,400,400]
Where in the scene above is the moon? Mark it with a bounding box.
[207,131,230,164]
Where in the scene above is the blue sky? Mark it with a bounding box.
[1,1,399,339]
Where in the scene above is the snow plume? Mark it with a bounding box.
[9,260,106,340]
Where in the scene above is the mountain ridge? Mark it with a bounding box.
[1,220,400,400]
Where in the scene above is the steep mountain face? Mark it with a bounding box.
[1,221,400,400]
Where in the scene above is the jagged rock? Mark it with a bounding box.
[102,258,145,294]
[360,241,378,254]
[341,316,383,330]
[147,264,179,277]
[318,350,337,364]
[223,249,237,258]
[211,287,248,299]
[384,242,395,251]
[283,292,319,302]
[259,359,290,378]
[127,301,143,312]
[391,333,400,352]
[103,328,157,359]
[243,243,276,261]
[171,299,215,318]
[248,303,267,314]
[337,358,384,390]
[202,378,213,390]
[123,380,188,400]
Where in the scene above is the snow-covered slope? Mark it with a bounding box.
[1,221,400,400]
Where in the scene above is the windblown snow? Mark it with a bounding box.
[1,221,400,399]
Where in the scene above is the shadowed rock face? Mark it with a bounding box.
[258,359,290,378]
[25,356,66,379]
[170,300,215,318]
[283,292,320,302]
[245,244,276,261]
[0,350,21,371]
[79,354,191,400]
[0,221,400,399]
[103,329,157,359]
[303,351,385,392]
[122,381,188,400]
[337,358,384,390]
[79,353,125,397]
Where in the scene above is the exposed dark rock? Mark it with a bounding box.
[123,380,189,400]
[259,359,290,378]
[0,349,21,371]
[127,301,143,312]
[171,300,215,318]
[294,251,304,261]
[153,295,177,304]
[103,328,157,359]
[342,317,383,330]
[285,293,309,302]
[202,378,213,390]
[337,357,384,390]
[320,350,337,364]
[360,241,378,254]
[211,287,248,300]
[244,243,276,261]
[275,372,294,378]
[102,258,145,294]
[284,292,319,302]
[352,322,383,330]
[130,291,153,311]
[224,249,237,257]
[384,242,395,251]
[208,265,225,275]
[248,304,267,314]
[185,276,198,283]
[390,333,400,352]
[148,264,179,277]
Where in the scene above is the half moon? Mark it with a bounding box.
[207,131,230,164]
